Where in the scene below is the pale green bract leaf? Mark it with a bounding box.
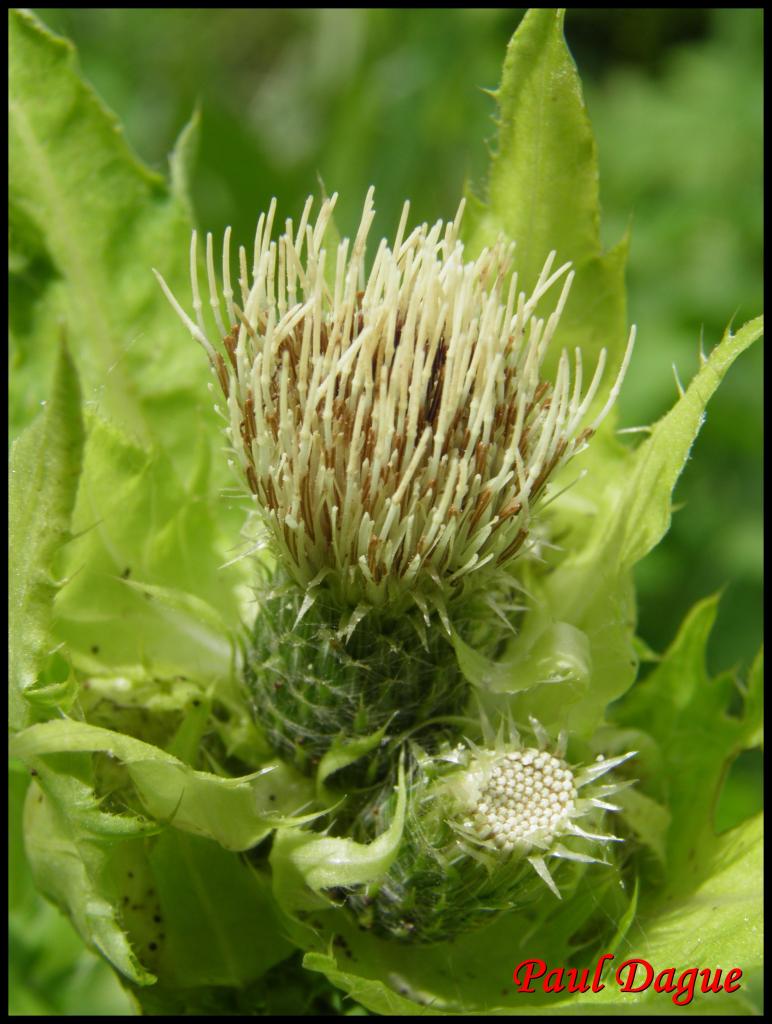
[452,620,591,694]
[316,726,388,802]
[141,830,295,991]
[593,815,763,1015]
[271,762,407,915]
[613,593,763,891]
[169,108,201,221]
[464,8,629,387]
[23,764,296,995]
[12,719,313,852]
[500,316,763,736]
[23,768,157,987]
[8,9,216,481]
[601,316,764,573]
[52,415,245,681]
[9,342,84,730]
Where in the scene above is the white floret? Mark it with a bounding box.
[471,747,577,848]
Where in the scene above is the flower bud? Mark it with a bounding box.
[344,729,635,943]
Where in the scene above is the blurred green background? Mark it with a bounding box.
[11,8,763,1015]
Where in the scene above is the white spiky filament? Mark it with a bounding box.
[450,725,635,898]
[155,188,634,610]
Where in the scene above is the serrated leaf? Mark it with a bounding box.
[464,8,629,387]
[505,316,763,737]
[9,341,84,729]
[24,765,295,994]
[8,9,212,479]
[12,719,314,851]
[23,769,156,986]
[603,317,764,572]
[612,594,762,891]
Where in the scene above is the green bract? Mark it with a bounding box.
[9,7,762,1016]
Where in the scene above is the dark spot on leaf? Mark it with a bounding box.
[153,914,162,923]
[91,645,100,654]
[192,699,201,707]
[29,768,38,777]
[269,794,276,802]
[128,871,134,878]
[149,942,158,951]
[121,567,131,579]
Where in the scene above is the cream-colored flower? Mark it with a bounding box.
[445,723,635,897]
[156,189,633,612]
[344,721,635,942]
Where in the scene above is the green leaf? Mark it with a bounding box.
[169,108,201,220]
[9,340,84,730]
[593,815,763,1015]
[464,8,629,385]
[52,415,244,681]
[12,719,314,851]
[143,831,295,989]
[23,769,156,986]
[502,317,763,737]
[612,594,762,890]
[316,726,388,801]
[453,620,591,695]
[23,764,295,996]
[271,762,407,915]
[8,9,212,479]
[601,316,764,573]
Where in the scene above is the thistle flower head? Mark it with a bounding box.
[156,189,633,612]
[345,722,635,942]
